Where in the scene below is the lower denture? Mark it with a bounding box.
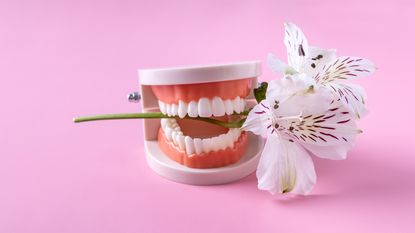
[158,128,248,169]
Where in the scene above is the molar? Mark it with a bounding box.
[210,136,220,152]
[160,118,168,129]
[172,131,178,145]
[165,127,173,141]
[177,134,186,151]
[218,134,228,150]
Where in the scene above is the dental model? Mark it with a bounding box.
[150,79,251,168]
[74,61,264,185]
[73,22,374,195]
[136,61,264,184]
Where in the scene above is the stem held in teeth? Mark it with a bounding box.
[73,112,248,128]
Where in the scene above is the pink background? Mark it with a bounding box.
[1,0,414,232]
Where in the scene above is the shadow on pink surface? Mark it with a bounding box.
[210,142,415,206]
[274,147,414,205]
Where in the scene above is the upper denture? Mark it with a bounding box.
[150,78,253,104]
[155,78,251,117]
[158,96,246,117]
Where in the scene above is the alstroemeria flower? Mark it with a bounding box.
[268,23,376,118]
[243,77,361,195]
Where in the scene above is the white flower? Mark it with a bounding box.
[268,22,376,118]
[243,77,361,195]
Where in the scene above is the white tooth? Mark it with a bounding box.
[159,100,166,114]
[212,97,225,117]
[227,129,234,139]
[198,98,212,117]
[224,99,234,115]
[160,119,168,130]
[210,136,220,152]
[232,129,241,141]
[165,104,172,116]
[171,104,178,116]
[194,138,203,155]
[225,134,232,149]
[172,122,179,128]
[185,136,195,155]
[176,135,182,147]
[240,99,246,112]
[172,131,178,144]
[218,135,227,150]
[174,126,181,132]
[229,129,237,141]
[188,101,198,117]
[165,127,172,141]
[202,138,212,153]
[177,135,186,151]
[178,100,188,118]
[236,129,241,138]
[225,132,234,149]
[233,96,241,114]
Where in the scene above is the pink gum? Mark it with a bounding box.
[150,78,253,104]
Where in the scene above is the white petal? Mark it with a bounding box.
[266,75,316,102]
[301,46,337,77]
[327,82,368,119]
[241,100,273,137]
[301,142,353,160]
[265,77,310,105]
[267,53,293,75]
[256,135,316,195]
[266,75,332,117]
[284,22,309,71]
[282,102,360,159]
[312,56,376,85]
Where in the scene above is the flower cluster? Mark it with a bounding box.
[243,23,375,195]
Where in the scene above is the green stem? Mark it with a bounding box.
[192,117,246,128]
[73,112,246,128]
[74,112,170,122]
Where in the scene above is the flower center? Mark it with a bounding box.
[271,113,303,132]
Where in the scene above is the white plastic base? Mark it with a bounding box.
[143,133,264,185]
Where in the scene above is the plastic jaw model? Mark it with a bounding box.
[138,61,264,185]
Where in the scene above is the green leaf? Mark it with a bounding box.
[253,82,268,103]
